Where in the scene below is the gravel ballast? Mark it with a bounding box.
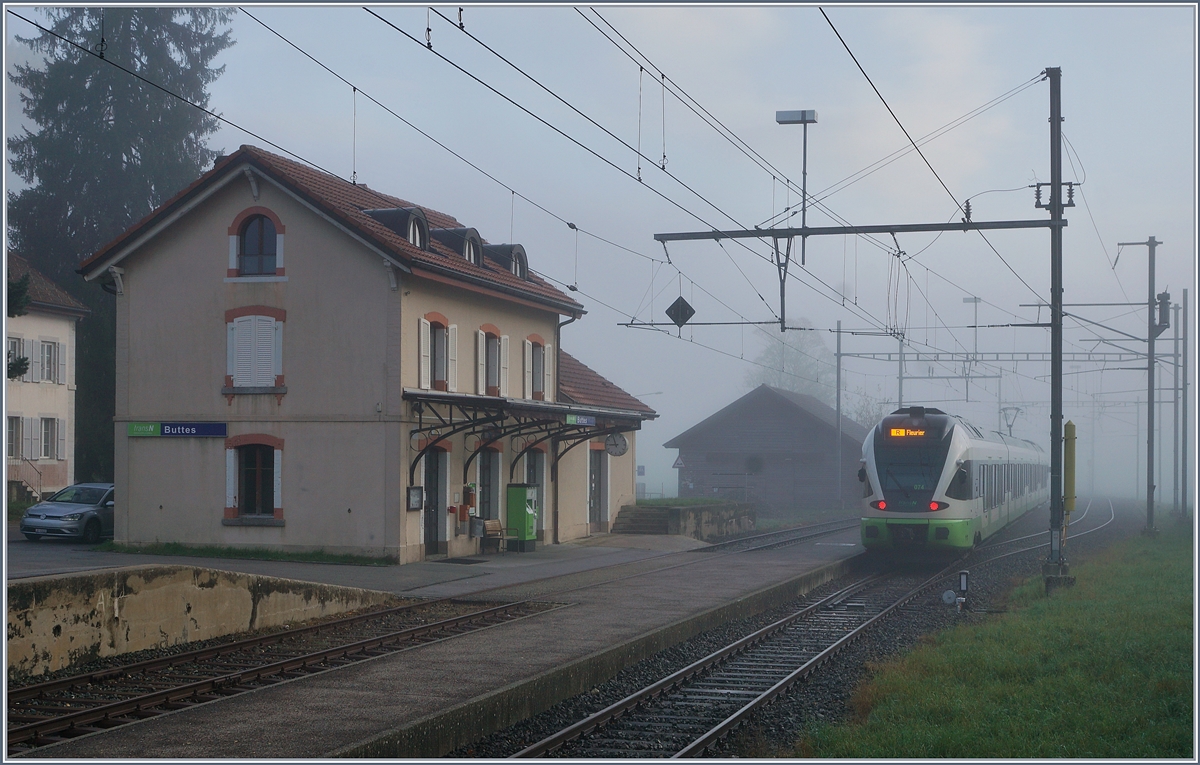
[448,498,1147,758]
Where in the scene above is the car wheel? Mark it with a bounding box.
[23,533,41,542]
[82,520,101,545]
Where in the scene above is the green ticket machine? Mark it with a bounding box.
[506,483,539,552]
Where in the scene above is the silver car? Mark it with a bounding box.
[20,483,115,544]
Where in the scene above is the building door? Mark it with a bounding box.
[589,449,604,528]
[479,450,498,520]
[424,450,443,552]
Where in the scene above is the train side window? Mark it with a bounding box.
[945,463,972,500]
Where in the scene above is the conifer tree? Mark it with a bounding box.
[7,8,235,480]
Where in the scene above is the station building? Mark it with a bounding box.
[6,254,88,501]
[78,145,655,562]
[664,385,866,517]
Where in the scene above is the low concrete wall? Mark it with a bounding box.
[7,565,401,681]
[621,503,756,542]
[333,555,859,758]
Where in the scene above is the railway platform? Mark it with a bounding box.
[10,527,864,758]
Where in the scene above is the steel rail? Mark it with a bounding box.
[703,517,859,553]
[7,595,470,704]
[509,574,884,758]
[8,600,553,748]
[673,498,1117,757]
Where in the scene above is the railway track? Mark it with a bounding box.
[703,517,859,552]
[510,499,1118,758]
[6,598,564,755]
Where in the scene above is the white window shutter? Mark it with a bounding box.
[418,318,431,389]
[273,321,283,380]
[234,317,254,386]
[21,340,32,382]
[57,418,65,460]
[476,330,486,394]
[22,417,32,459]
[31,418,41,460]
[30,341,41,383]
[447,325,458,392]
[544,343,553,402]
[253,316,274,386]
[499,335,510,397]
[57,343,66,385]
[523,340,533,399]
[226,449,237,508]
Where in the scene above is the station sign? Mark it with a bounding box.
[565,414,595,426]
[128,422,228,437]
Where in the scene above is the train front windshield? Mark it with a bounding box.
[872,416,953,511]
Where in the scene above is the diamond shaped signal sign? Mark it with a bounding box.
[665,296,695,328]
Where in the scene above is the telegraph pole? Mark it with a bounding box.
[1117,236,1164,533]
[1046,67,1066,575]
[1173,301,1180,516]
[836,320,843,510]
[1183,289,1190,519]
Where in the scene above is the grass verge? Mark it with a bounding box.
[94,541,396,567]
[796,523,1194,758]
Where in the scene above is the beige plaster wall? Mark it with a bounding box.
[7,565,401,680]
[5,309,78,490]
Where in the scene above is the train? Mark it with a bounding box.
[858,405,1049,551]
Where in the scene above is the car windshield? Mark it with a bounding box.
[46,486,107,505]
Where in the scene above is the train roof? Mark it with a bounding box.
[885,406,1043,453]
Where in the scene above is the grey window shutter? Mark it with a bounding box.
[523,340,533,399]
[56,418,65,460]
[476,330,486,394]
[57,343,66,385]
[31,418,41,459]
[418,318,431,389]
[544,343,553,402]
[234,317,254,386]
[499,335,510,397]
[447,325,458,392]
[30,341,41,383]
[22,417,32,459]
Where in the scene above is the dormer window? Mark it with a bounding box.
[363,207,429,251]
[240,215,277,275]
[430,227,484,266]
[407,216,426,249]
[465,238,481,266]
[511,248,528,279]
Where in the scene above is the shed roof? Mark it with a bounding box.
[78,145,585,317]
[558,351,657,417]
[663,384,867,448]
[7,253,89,316]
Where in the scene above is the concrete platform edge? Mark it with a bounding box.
[329,555,860,758]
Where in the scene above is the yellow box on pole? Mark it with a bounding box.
[1064,420,1076,515]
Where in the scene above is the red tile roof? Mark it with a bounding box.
[558,351,656,417]
[7,254,89,315]
[79,145,585,317]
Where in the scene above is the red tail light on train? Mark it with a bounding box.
[929,501,948,511]
[870,500,887,510]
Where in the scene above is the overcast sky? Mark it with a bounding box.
[6,4,1196,501]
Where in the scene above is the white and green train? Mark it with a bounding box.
[859,406,1049,551]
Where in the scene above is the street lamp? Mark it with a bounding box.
[776,110,817,266]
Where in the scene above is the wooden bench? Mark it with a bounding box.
[482,519,517,553]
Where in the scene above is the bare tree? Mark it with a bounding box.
[743,321,836,407]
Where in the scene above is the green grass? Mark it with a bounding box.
[794,523,1194,759]
[94,541,397,567]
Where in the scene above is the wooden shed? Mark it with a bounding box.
[663,385,868,518]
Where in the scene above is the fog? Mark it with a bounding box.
[7,5,1195,507]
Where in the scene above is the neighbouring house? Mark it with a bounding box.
[664,385,867,517]
[76,144,655,561]
[6,254,89,501]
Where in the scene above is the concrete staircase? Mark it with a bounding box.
[610,506,669,535]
